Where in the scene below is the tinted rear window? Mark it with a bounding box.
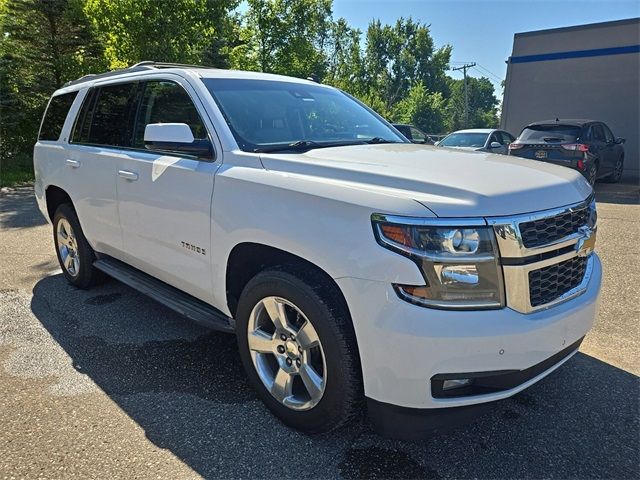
[72,82,139,147]
[39,92,78,141]
[519,125,581,143]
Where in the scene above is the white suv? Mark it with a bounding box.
[34,62,601,439]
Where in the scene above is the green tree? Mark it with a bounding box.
[232,0,332,79]
[445,76,499,130]
[324,18,364,94]
[393,82,447,134]
[84,0,240,68]
[362,18,451,112]
[0,0,104,172]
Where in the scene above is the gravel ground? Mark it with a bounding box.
[0,183,638,479]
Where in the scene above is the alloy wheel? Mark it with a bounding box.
[57,218,80,276]
[588,164,597,186]
[613,158,623,180]
[247,296,326,410]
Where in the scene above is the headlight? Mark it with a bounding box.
[371,214,505,309]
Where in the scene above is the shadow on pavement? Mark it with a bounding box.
[594,180,640,205]
[0,186,48,229]
[31,274,639,479]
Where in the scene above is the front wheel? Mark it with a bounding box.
[236,266,362,433]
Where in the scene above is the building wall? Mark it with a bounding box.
[501,18,640,179]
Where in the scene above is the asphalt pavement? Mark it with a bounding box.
[0,183,638,479]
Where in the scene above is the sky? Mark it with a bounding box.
[332,0,640,90]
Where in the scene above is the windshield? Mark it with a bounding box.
[440,132,488,148]
[202,78,404,152]
[518,125,581,143]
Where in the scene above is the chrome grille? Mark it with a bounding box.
[488,196,596,313]
[519,207,589,248]
[529,256,588,307]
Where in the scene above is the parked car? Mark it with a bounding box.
[392,124,435,144]
[34,62,601,440]
[436,128,515,155]
[509,119,625,185]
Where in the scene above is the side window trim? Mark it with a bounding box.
[68,76,217,162]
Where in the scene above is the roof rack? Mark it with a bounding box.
[63,61,219,88]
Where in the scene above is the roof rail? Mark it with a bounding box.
[62,61,220,88]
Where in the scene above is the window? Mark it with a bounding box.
[72,82,139,147]
[497,131,514,145]
[410,127,426,143]
[440,132,489,148]
[591,124,606,142]
[203,78,403,152]
[518,125,580,143]
[602,124,615,143]
[132,80,207,149]
[39,92,78,141]
[71,89,98,144]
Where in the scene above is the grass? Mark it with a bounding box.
[0,155,34,188]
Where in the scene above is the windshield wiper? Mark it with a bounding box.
[254,139,364,153]
[365,137,400,144]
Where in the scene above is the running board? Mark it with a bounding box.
[94,256,234,333]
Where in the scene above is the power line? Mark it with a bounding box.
[452,62,475,128]
[473,64,503,83]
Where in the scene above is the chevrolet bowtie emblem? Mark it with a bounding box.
[575,225,596,257]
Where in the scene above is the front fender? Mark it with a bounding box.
[209,164,428,314]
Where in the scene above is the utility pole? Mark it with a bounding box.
[452,63,476,128]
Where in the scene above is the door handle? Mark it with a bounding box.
[117,170,139,181]
[65,159,80,168]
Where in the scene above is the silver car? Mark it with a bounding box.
[437,128,515,155]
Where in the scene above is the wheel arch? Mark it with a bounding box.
[225,242,349,320]
[45,185,74,221]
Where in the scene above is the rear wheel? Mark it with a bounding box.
[53,204,104,289]
[236,266,362,433]
[604,155,624,183]
[586,162,598,186]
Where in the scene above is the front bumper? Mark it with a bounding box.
[335,253,601,413]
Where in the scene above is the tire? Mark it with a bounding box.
[236,265,362,433]
[603,155,624,184]
[53,203,105,289]
[586,162,598,186]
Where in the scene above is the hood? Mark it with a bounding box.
[259,143,592,217]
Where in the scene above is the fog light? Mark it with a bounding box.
[442,378,472,390]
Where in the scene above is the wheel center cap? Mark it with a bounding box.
[285,340,298,358]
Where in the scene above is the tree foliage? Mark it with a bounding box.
[0,0,104,161]
[84,0,240,68]
[0,0,501,181]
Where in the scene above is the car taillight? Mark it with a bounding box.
[561,144,589,152]
[508,143,523,150]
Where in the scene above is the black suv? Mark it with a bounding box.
[509,119,625,185]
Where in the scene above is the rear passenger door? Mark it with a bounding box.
[115,77,219,303]
[66,82,141,256]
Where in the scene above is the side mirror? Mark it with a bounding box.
[615,137,626,144]
[489,141,502,149]
[144,123,212,158]
[434,141,440,146]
